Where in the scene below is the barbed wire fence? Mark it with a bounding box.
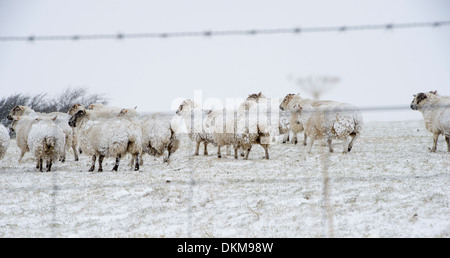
[0,20,449,238]
[1,20,449,42]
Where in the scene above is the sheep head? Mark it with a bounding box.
[279,93,296,111]
[69,109,87,128]
[246,92,266,102]
[8,116,21,132]
[176,99,197,116]
[7,105,27,120]
[410,91,438,110]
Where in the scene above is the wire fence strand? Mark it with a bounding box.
[1,21,449,42]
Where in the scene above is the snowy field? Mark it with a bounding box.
[0,120,448,238]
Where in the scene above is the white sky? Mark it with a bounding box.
[0,0,449,121]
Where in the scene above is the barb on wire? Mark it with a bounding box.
[0,20,449,42]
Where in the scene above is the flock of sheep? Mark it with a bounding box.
[0,91,448,172]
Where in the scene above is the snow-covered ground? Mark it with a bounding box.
[0,120,448,237]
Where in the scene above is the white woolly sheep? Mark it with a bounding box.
[208,108,238,158]
[281,93,363,154]
[69,109,142,172]
[176,99,215,156]
[210,93,271,160]
[411,91,450,152]
[27,116,66,172]
[236,93,271,159]
[138,113,180,163]
[0,124,10,160]
[8,105,76,161]
[67,103,85,157]
[9,116,39,163]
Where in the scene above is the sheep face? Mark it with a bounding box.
[279,94,296,111]
[69,110,86,128]
[411,92,431,110]
[176,99,195,116]
[7,106,26,120]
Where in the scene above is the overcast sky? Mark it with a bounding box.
[0,0,449,121]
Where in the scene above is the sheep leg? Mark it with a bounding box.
[226,145,231,155]
[112,154,121,171]
[342,137,349,154]
[292,133,298,145]
[262,144,269,159]
[303,133,308,146]
[18,151,25,163]
[307,137,315,154]
[217,145,222,158]
[38,158,43,172]
[89,155,96,172]
[240,148,245,157]
[139,152,144,166]
[47,159,53,172]
[282,132,290,143]
[348,133,358,152]
[244,146,252,160]
[234,146,239,159]
[430,133,439,152]
[203,142,208,155]
[445,135,450,152]
[134,154,140,171]
[194,141,200,156]
[72,144,79,161]
[98,155,105,172]
[327,138,334,153]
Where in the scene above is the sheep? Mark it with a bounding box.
[208,108,238,159]
[8,105,76,162]
[176,99,215,156]
[8,116,39,163]
[280,94,329,146]
[68,109,142,172]
[210,93,271,160]
[0,124,10,160]
[27,116,66,172]
[281,93,363,154]
[235,93,271,159]
[410,91,450,152]
[67,103,85,156]
[138,113,180,163]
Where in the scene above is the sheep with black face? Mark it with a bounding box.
[411,91,450,152]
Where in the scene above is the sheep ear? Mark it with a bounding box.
[52,116,57,121]
[413,94,417,97]
[430,90,437,94]
[258,92,262,96]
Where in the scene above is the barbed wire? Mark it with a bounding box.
[0,20,449,42]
